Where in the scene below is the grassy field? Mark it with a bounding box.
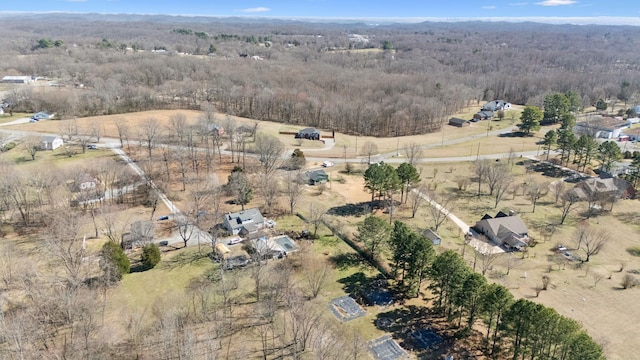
[5,105,530,159]
[318,159,640,360]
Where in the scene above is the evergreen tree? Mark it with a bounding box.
[100,241,130,282]
[141,243,161,269]
[517,106,543,135]
[396,162,421,203]
[542,130,557,161]
[356,215,391,259]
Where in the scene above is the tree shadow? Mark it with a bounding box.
[337,271,376,299]
[161,249,209,270]
[327,201,379,217]
[614,212,640,227]
[330,252,364,271]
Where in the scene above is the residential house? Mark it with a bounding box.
[122,220,155,249]
[40,135,63,150]
[568,177,635,202]
[482,100,512,112]
[474,212,530,251]
[621,127,640,141]
[473,110,494,121]
[206,124,224,136]
[32,111,54,120]
[1,76,32,84]
[574,116,631,139]
[448,117,470,127]
[423,229,442,245]
[223,208,265,236]
[295,127,320,140]
[299,169,329,185]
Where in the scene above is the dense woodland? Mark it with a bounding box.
[3,15,640,136]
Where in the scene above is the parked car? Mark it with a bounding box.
[322,161,334,167]
[266,219,276,228]
[158,240,169,246]
[88,144,98,150]
[227,236,243,245]
[157,215,169,221]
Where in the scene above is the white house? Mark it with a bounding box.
[574,116,631,139]
[1,76,32,84]
[41,135,63,150]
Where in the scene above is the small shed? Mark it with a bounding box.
[448,117,470,127]
[423,229,442,245]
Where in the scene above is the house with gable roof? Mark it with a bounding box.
[473,211,530,251]
[223,208,265,236]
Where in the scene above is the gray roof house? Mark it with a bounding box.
[568,177,635,202]
[473,110,494,120]
[482,100,512,112]
[223,208,265,236]
[474,212,530,251]
[299,169,329,185]
[41,135,63,150]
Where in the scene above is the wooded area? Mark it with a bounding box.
[3,14,640,136]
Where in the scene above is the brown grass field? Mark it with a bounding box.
[4,107,639,359]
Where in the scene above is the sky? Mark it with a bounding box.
[3,0,640,25]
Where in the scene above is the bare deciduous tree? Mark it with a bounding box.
[361,141,378,164]
[550,180,565,204]
[426,189,454,231]
[140,118,162,160]
[559,191,580,225]
[573,223,608,262]
[305,258,329,299]
[403,142,423,166]
[285,172,304,215]
[407,185,427,218]
[255,134,285,175]
[308,202,327,238]
[525,179,547,212]
[258,173,280,214]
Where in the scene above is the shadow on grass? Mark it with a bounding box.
[328,201,380,217]
[337,271,375,299]
[330,252,364,271]
[375,305,439,351]
[160,249,210,270]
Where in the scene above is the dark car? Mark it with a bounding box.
[157,215,169,221]
[158,240,169,246]
[88,144,98,150]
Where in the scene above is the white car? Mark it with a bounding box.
[266,220,276,228]
[322,161,334,167]
[227,237,242,245]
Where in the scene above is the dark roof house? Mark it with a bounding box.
[295,127,320,140]
[448,117,470,127]
[474,212,530,251]
[473,110,494,120]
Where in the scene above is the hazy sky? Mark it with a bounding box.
[3,0,640,24]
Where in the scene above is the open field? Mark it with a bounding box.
[5,104,528,159]
[319,160,640,360]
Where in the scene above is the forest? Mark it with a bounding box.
[2,14,640,136]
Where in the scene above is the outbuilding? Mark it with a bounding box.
[448,117,470,127]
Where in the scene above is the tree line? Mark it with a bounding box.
[3,16,640,136]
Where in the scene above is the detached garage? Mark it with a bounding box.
[449,117,470,127]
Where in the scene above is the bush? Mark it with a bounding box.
[627,247,640,257]
[100,241,130,281]
[141,243,161,269]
